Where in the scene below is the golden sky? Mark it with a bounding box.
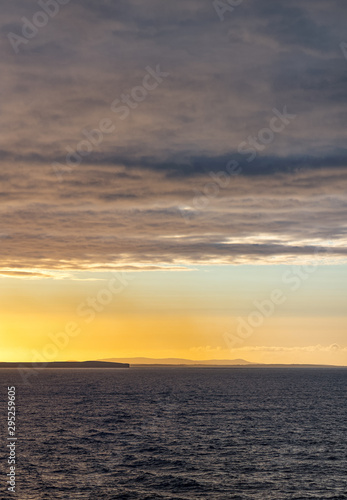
[2,1,347,365]
[1,265,347,364]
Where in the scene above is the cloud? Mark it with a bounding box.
[0,164,347,270]
[0,270,55,279]
[1,0,346,271]
[229,344,347,353]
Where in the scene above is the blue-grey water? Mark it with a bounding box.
[1,367,347,499]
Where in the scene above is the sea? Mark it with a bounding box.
[1,367,347,499]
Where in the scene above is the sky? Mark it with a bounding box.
[1,0,347,364]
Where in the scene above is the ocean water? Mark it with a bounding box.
[1,367,347,499]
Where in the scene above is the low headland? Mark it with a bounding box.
[0,361,129,369]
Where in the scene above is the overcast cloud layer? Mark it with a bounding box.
[1,0,347,271]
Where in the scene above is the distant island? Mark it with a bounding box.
[99,357,252,366]
[1,359,343,369]
[0,361,129,369]
[99,358,343,368]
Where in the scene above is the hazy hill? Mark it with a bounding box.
[99,357,252,366]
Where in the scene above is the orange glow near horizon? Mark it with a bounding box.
[2,304,347,365]
[1,264,347,365]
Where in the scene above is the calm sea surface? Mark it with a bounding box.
[1,367,347,499]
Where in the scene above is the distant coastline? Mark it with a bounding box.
[0,360,344,369]
[125,364,344,368]
[0,361,129,369]
[99,358,345,368]
[100,357,252,366]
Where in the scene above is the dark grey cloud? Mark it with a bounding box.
[1,0,346,270]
